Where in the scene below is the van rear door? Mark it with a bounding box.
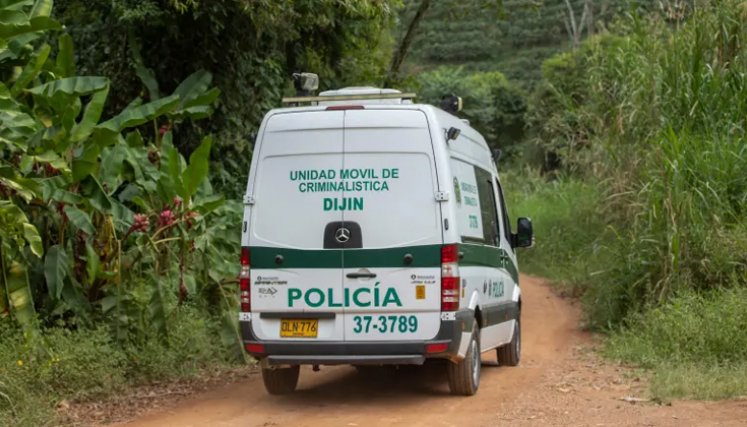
[340,109,443,342]
[248,110,344,342]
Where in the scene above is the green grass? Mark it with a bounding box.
[649,362,747,400]
[503,167,610,297]
[605,286,747,399]
[0,306,244,427]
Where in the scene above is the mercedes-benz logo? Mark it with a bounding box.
[335,227,351,243]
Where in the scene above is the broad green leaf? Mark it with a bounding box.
[27,76,108,99]
[23,150,69,173]
[173,70,212,109]
[99,145,125,191]
[135,64,160,101]
[4,259,39,344]
[63,205,94,235]
[71,141,101,182]
[22,222,42,257]
[183,87,220,109]
[124,130,144,147]
[10,42,50,96]
[109,200,133,233]
[84,242,99,286]
[192,194,224,214]
[0,166,40,201]
[56,32,74,77]
[162,137,185,199]
[182,136,211,200]
[0,31,41,63]
[29,0,52,18]
[69,84,109,143]
[0,1,34,11]
[0,13,59,39]
[60,96,82,130]
[0,109,40,147]
[81,175,112,212]
[44,244,69,299]
[0,9,27,26]
[42,177,82,204]
[95,95,179,134]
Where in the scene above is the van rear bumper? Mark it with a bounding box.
[267,355,425,366]
[240,311,474,365]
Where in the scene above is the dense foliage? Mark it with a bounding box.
[55,0,400,196]
[509,0,747,398]
[415,67,527,149]
[0,2,244,423]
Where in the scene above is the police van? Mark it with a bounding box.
[239,82,534,396]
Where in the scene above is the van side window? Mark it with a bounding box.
[495,179,512,244]
[475,168,500,246]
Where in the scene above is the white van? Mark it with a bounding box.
[239,87,534,396]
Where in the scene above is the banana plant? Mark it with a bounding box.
[1,0,228,347]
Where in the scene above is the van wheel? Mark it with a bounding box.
[261,366,300,395]
[497,319,521,366]
[447,323,480,396]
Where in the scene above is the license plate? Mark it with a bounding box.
[280,319,318,338]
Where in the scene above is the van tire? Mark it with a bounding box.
[261,366,300,395]
[497,319,521,366]
[447,323,480,396]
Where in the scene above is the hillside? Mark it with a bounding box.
[400,0,651,89]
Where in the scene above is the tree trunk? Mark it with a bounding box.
[385,0,432,87]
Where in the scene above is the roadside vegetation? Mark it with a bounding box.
[500,1,747,399]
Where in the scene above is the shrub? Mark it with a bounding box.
[416,67,527,148]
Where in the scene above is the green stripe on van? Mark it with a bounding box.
[460,243,519,284]
[250,243,519,283]
[250,245,441,269]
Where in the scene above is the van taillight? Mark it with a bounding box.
[441,244,460,312]
[240,247,251,312]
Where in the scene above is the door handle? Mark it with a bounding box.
[346,272,377,279]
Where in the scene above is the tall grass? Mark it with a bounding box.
[503,168,610,297]
[531,1,747,327]
[521,0,747,397]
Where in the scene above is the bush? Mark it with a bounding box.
[605,286,747,399]
[502,167,610,297]
[606,286,747,368]
[416,67,527,148]
[0,307,238,426]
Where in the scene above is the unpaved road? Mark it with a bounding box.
[111,276,747,427]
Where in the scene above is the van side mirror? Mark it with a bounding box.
[513,217,534,248]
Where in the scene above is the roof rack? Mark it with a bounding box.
[281,92,417,105]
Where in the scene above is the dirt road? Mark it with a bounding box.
[111,276,747,427]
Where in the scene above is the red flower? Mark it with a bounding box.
[158,209,175,227]
[173,196,183,208]
[127,214,150,234]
